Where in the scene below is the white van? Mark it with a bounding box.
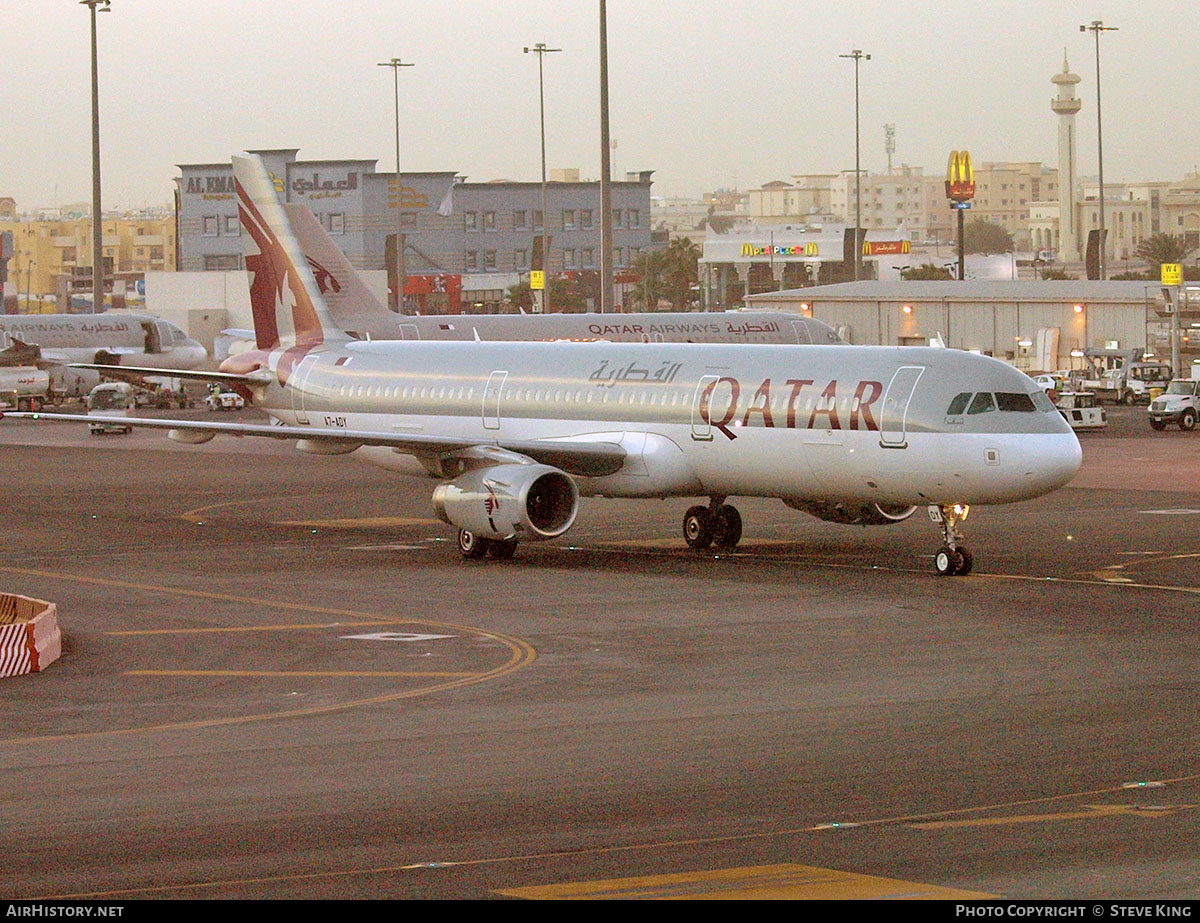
[86,382,134,435]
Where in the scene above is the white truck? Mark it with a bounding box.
[1148,379,1200,431]
[1082,357,1172,404]
[86,382,134,435]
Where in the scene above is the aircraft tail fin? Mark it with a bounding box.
[231,154,348,352]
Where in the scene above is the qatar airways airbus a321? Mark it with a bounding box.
[8,154,1081,574]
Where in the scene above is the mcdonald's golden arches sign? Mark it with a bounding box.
[945,150,975,203]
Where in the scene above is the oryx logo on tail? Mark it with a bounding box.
[230,154,347,385]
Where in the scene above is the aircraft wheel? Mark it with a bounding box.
[956,547,974,576]
[1181,409,1196,431]
[488,538,518,560]
[683,505,715,550]
[934,546,956,576]
[457,529,492,560]
[712,505,743,549]
[1122,391,1134,405]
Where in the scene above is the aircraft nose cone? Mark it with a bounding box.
[183,342,208,367]
[1039,432,1083,491]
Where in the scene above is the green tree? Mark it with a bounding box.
[1041,268,1078,280]
[1134,233,1194,269]
[962,219,1014,254]
[900,263,953,280]
[704,213,736,234]
[631,237,700,310]
[505,276,586,313]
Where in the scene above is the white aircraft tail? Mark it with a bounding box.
[231,154,349,354]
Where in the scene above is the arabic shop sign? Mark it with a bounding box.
[291,172,359,199]
[862,240,911,255]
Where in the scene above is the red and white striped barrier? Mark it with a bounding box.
[0,593,61,677]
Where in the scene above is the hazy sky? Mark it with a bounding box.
[5,1,1194,211]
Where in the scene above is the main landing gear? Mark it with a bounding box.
[683,497,743,550]
[457,529,518,561]
[930,504,973,576]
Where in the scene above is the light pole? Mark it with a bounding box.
[840,49,870,282]
[524,42,560,314]
[81,0,111,313]
[598,1,614,313]
[24,261,35,311]
[378,56,414,312]
[1081,20,1117,280]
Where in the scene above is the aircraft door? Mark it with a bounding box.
[482,370,507,430]
[879,366,924,448]
[140,321,160,353]
[791,321,813,344]
[291,353,320,425]
[398,324,419,340]
[690,374,720,441]
[154,321,176,353]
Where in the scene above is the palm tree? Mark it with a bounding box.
[1134,233,1194,269]
[631,237,701,310]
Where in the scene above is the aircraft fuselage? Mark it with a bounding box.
[252,339,1081,509]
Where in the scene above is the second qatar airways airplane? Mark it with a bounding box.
[11,154,1082,574]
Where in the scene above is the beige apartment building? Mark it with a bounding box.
[1,212,176,310]
[747,161,1057,252]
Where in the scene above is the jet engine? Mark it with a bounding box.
[784,498,917,526]
[431,463,578,541]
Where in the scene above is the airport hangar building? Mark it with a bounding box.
[745,280,1188,374]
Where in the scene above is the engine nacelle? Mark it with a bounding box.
[431,463,578,541]
[784,498,917,526]
[168,428,215,445]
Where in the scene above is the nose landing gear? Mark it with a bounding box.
[929,504,973,576]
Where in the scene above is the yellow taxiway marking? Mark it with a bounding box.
[125,669,477,679]
[494,863,993,900]
[0,565,536,745]
[180,493,299,524]
[911,803,1189,830]
[273,516,440,529]
[36,779,1200,901]
[108,620,401,636]
[1092,552,1200,590]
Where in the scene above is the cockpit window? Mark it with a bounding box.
[1031,390,1057,413]
[967,392,996,415]
[947,392,972,415]
[995,392,1036,412]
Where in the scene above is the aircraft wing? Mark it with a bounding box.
[2,410,626,478]
[68,363,272,387]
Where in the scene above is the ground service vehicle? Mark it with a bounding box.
[0,366,55,411]
[86,382,133,435]
[1055,391,1107,430]
[205,387,245,411]
[1148,379,1200,431]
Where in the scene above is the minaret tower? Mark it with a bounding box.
[1051,51,1082,262]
